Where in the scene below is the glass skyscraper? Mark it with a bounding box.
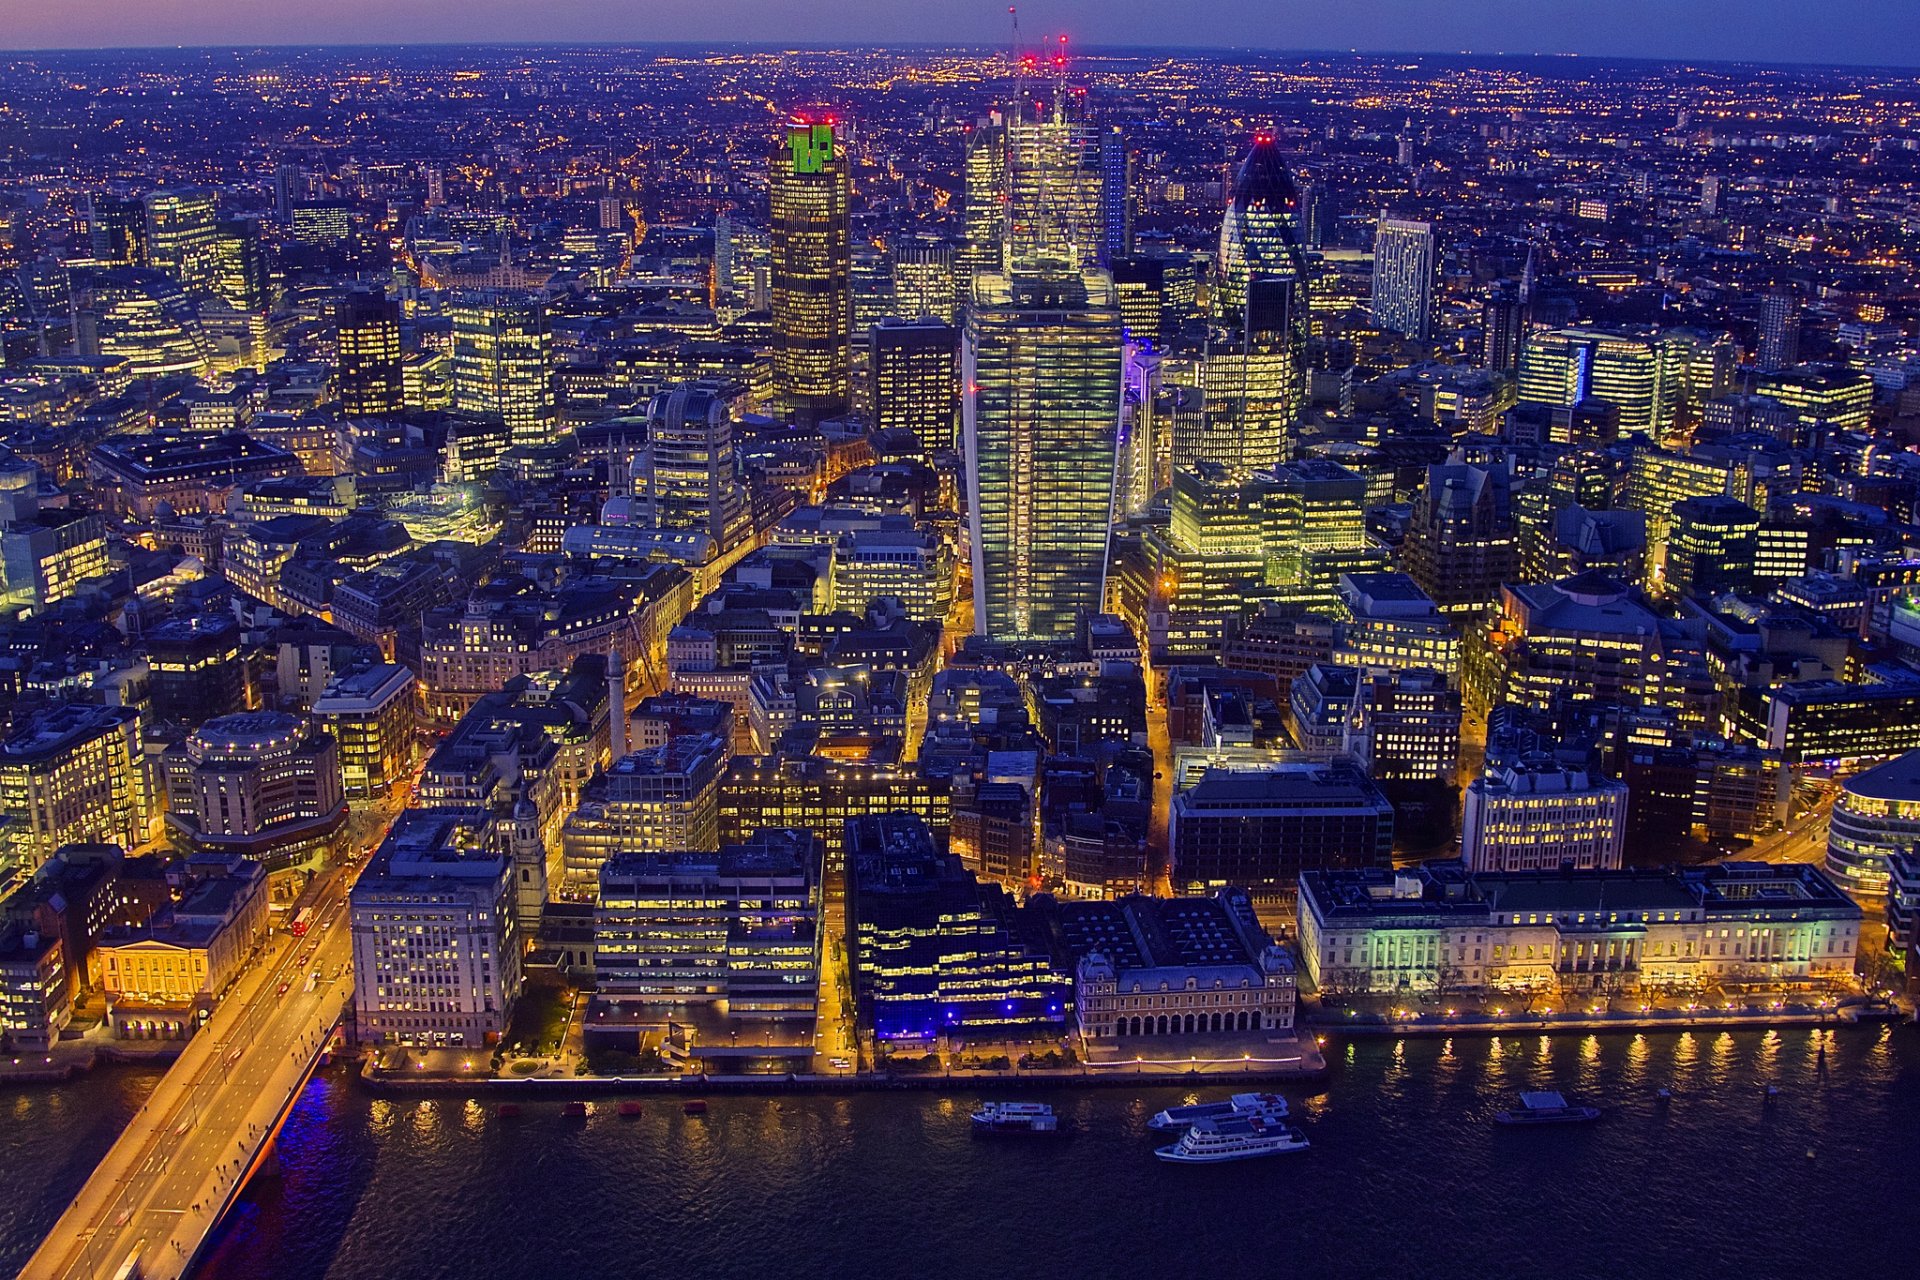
[964,265,1123,642]
[1208,135,1312,474]
[450,291,556,448]
[1371,213,1437,342]
[769,117,852,427]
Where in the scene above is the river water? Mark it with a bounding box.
[6,1026,1914,1280]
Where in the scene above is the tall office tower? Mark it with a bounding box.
[1214,134,1310,327]
[1482,286,1528,375]
[1209,135,1312,471]
[959,112,1009,290]
[964,265,1124,641]
[633,381,751,553]
[1199,277,1305,475]
[336,291,404,419]
[851,243,895,337]
[890,235,958,324]
[87,195,147,264]
[1371,213,1436,342]
[450,291,556,447]
[1297,176,1329,251]
[143,188,222,297]
[1004,105,1105,271]
[272,164,306,224]
[715,214,772,313]
[1396,135,1416,168]
[1699,175,1721,215]
[1759,291,1801,370]
[1402,462,1517,617]
[210,219,270,312]
[1098,125,1132,264]
[70,267,212,379]
[769,117,852,428]
[870,318,958,449]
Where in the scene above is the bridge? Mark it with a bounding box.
[19,866,357,1280]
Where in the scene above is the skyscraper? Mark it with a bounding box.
[1099,125,1132,264]
[633,381,751,553]
[1481,286,1528,375]
[889,234,958,324]
[142,188,221,298]
[1759,291,1802,369]
[1214,134,1310,326]
[336,291,404,419]
[1199,277,1305,475]
[870,318,958,449]
[1207,135,1312,473]
[769,116,852,428]
[959,111,1009,290]
[1371,213,1436,342]
[450,292,555,447]
[964,265,1123,641]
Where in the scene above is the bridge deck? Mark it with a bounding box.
[20,870,356,1280]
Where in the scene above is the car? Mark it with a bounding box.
[278,981,291,996]
[829,1057,852,1069]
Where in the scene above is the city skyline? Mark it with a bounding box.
[1,1,1919,68]
[1,26,1916,1280]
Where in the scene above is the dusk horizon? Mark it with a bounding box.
[5,0,1920,68]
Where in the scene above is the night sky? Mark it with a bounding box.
[4,0,1919,66]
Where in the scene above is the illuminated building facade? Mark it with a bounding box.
[560,733,728,897]
[312,664,417,802]
[869,318,958,449]
[593,829,822,1023]
[142,188,221,297]
[964,265,1122,642]
[1462,761,1629,873]
[350,812,522,1049]
[160,712,346,869]
[630,381,752,553]
[845,813,1070,1043]
[451,292,556,447]
[1825,750,1920,895]
[1060,889,1296,1042]
[1299,861,1860,996]
[1370,214,1435,342]
[0,703,153,873]
[769,118,852,427]
[93,856,268,1038]
[336,291,404,418]
[1665,496,1760,600]
[717,753,950,862]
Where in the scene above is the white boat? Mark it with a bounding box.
[970,1101,1061,1135]
[1147,1092,1290,1132]
[1155,1115,1309,1163]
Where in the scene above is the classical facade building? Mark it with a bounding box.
[1057,889,1296,1043]
[1298,861,1861,997]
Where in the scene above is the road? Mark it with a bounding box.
[1724,791,1836,870]
[19,870,357,1280]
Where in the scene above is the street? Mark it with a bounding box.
[20,870,357,1280]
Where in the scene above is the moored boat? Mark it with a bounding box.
[618,1101,645,1118]
[1494,1091,1602,1125]
[1147,1092,1290,1132]
[970,1101,1062,1135]
[1154,1115,1309,1163]
[683,1099,709,1116]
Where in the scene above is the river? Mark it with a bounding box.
[6,1026,1913,1280]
